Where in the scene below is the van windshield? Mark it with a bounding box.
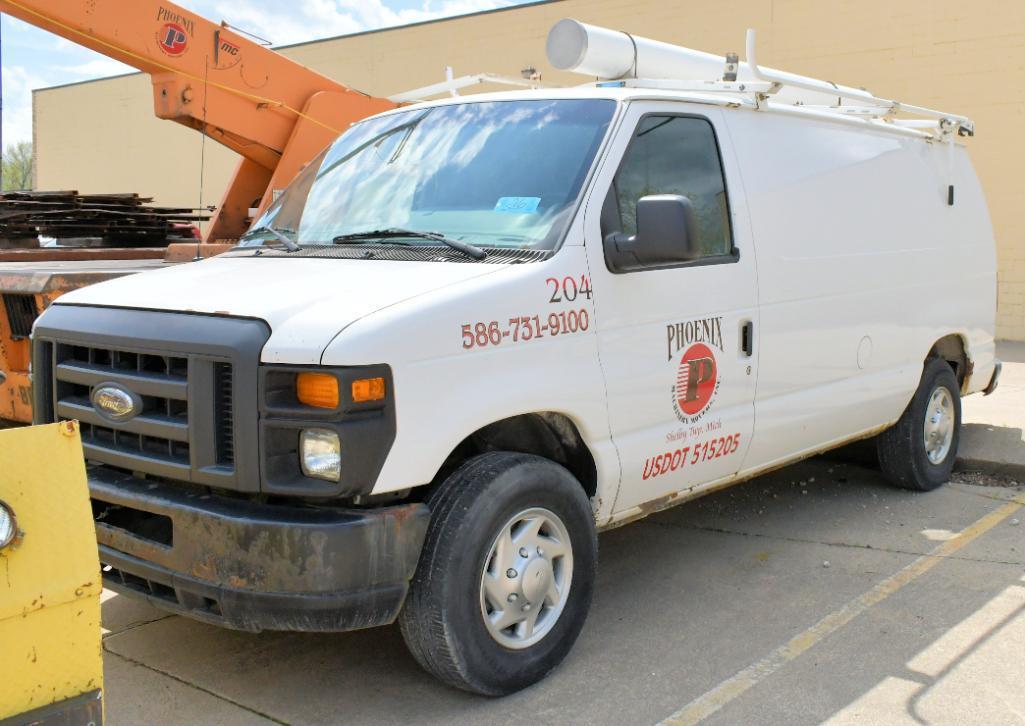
[242,99,616,252]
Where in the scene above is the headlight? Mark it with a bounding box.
[0,500,17,551]
[300,428,341,482]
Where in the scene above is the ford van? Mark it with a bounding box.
[31,20,999,695]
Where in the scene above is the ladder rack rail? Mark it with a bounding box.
[745,29,974,137]
[388,73,544,104]
[390,24,974,142]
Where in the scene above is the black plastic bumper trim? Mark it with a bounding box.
[88,465,429,632]
[100,546,411,633]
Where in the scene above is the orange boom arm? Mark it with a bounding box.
[0,0,395,240]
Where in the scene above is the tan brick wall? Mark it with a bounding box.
[33,0,1025,338]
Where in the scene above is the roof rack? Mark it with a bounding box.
[388,69,544,104]
[743,30,973,138]
[547,19,973,141]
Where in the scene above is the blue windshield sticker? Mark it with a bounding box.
[494,196,541,214]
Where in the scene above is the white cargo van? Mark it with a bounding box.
[32,20,999,695]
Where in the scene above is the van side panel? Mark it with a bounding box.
[722,110,996,471]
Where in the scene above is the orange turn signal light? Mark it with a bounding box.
[296,373,339,409]
[352,377,386,403]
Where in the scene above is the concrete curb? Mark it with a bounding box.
[955,456,1025,480]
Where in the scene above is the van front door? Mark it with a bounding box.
[585,102,759,514]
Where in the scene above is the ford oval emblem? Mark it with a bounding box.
[91,384,140,422]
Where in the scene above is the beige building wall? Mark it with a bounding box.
[34,0,1025,338]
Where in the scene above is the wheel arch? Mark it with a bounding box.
[429,412,599,500]
[927,333,970,393]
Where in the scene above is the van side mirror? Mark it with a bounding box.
[604,194,699,271]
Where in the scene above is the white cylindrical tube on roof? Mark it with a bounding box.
[546,19,635,77]
[547,18,727,81]
[546,18,873,108]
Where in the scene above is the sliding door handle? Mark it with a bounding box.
[741,320,754,357]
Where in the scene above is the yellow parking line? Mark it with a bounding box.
[659,492,1025,726]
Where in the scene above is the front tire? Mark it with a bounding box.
[399,452,597,696]
[877,357,961,491]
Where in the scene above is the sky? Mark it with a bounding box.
[0,0,528,148]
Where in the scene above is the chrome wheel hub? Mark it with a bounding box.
[923,385,955,465]
[479,507,573,649]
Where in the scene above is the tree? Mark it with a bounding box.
[2,141,34,191]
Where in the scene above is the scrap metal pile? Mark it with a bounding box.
[0,191,210,247]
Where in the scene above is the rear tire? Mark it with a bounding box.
[399,452,597,696]
[877,358,961,491]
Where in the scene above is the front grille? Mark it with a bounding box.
[34,305,269,493]
[2,293,38,339]
[81,420,191,465]
[54,343,195,470]
[214,362,234,465]
[49,338,241,487]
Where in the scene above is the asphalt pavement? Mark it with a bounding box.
[98,454,1025,725]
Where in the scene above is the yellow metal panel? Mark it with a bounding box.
[0,421,103,719]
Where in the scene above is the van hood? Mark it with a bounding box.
[56,255,505,364]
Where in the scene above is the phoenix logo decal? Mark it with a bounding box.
[156,7,195,57]
[667,317,723,423]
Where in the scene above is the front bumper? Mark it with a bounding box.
[91,466,429,632]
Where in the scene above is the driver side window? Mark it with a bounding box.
[608,115,733,260]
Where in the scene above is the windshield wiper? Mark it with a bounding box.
[332,228,487,261]
[243,225,300,252]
